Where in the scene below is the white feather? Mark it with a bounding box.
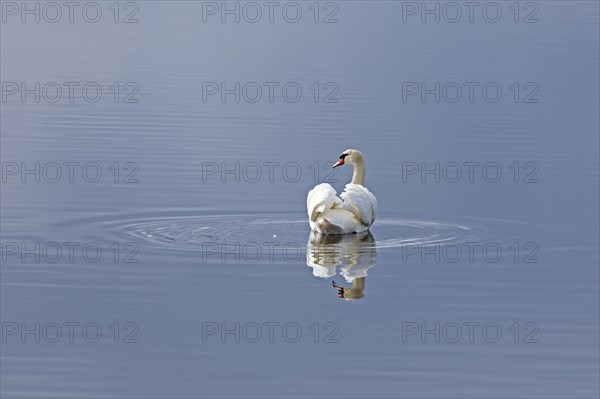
[340,184,378,227]
[307,183,341,221]
[306,183,377,235]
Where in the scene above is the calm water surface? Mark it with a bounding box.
[1,1,599,398]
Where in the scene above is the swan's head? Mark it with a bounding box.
[333,149,363,168]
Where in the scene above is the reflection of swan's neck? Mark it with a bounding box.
[351,159,366,185]
[352,277,365,292]
[339,277,366,300]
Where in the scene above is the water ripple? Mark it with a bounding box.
[114,213,502,252]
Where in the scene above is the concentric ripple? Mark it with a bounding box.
[120,213,490,252]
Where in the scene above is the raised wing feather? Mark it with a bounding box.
[340,184,378,227]
[307,183,342,221]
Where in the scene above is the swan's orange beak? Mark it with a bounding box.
[333,159,345,168]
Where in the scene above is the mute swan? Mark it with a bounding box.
[307,149,377,235]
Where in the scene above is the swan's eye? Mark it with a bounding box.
[340,153,348,159]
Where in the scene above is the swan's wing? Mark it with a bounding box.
[307,183,342,221]
[340,184,378,227]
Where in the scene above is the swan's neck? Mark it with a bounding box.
[351,161,366,185]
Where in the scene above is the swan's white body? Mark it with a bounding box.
[307,149,377,235]
[307,183,377,234]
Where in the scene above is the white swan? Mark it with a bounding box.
[307,149,377,235]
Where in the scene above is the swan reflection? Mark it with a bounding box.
[306,231,377,300]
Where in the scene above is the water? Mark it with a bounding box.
[1,1,599,397]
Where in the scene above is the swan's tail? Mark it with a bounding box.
[306,183,341,221]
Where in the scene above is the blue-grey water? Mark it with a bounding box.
[1,1,599,398]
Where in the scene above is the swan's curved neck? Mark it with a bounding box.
[351,160,366,185]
